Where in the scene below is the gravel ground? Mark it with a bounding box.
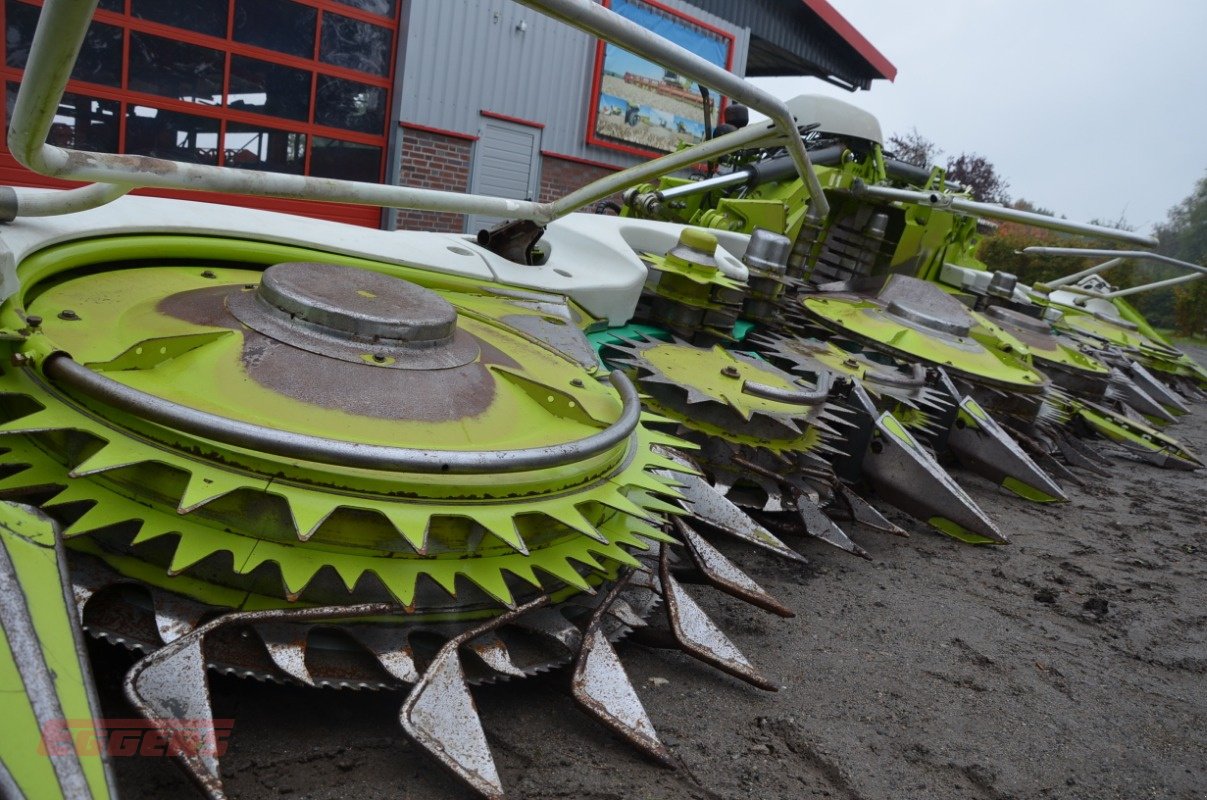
[100,348,1207,800]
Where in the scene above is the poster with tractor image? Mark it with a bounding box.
[589,0,734,157]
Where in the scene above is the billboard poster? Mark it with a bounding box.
[587,0,735,157]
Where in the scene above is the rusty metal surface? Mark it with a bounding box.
[345,625,421,684]
[674,517,793,617]
[161,284,496,421]
[226,269,482,372]
[125,602,405,799]
[571,572,674,766]
[879,276,975,340]
[151,591,212,645]
[658,545,777,692]
[654,446,803,562]
[256,623,316,686]
[399,596,549,800]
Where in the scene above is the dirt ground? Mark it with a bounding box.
[100,349,1207,800]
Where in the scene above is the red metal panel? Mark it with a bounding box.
[0,0,400,227]
[799,0,896,82]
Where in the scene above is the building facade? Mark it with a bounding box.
[0,0,893,231]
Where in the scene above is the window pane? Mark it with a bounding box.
[6,82,119,153]
[226,122,305,174]
[310,137,381,182]
[233,0,316,59]
[128,32,224,104]
[315,75,384,134]
[4,0,38,68]
[228,55,311,122]
[97,0,122,11]
[6,1,122,87]
[125,105,220,165]
[320,13,391,76]
[331,0,395,17]
[132,0,229,39]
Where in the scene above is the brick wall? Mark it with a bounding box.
[396,131,626,231]
[539,153,621,208]
[396,126,474,232]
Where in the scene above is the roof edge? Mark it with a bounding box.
[800,0,897,82]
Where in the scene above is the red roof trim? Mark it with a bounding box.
[800,0,897,82]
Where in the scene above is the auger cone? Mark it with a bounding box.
[0,241,798,800]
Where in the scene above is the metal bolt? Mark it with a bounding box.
[372,354,387,363]
[25,315,42,328]
[10,353,29,367]
[201,270,217,279]
[720,366,740,379]
[58,309,80,321]
[570,378,585,387]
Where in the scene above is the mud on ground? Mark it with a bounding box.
[102,348,1207,800]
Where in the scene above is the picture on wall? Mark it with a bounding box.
[587,0,734,157]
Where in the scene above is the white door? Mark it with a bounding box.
[466,116,542,235]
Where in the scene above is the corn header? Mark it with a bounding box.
[0,1,1201,799]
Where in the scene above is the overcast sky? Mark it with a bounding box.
[749,0,1207,235]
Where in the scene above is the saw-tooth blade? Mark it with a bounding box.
[151,590,211,645]
[465,632,526,679]
[257,623,314,686]
[795,497,871,559]
[658,550,777,691]
[347,625,420,684]
[400,644,503,800]
[124,632,226,797]
[834,482,908,536]
[675,518,793,617]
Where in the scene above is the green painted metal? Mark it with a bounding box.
[801,295,1048,390]
[0,235,689,619]
[0,502,114,800]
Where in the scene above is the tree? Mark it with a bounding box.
[1154,171,1207,337]
[886,128,942,168]
[945,152,1010,205]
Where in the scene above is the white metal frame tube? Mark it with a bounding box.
[7,0,826,222]
[1023,246,1206,300]
[851,181,1158,248]
[511,0,829,218]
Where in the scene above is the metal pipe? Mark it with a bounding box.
[1021,247,1207,276]
[9,0,552,221]
[653,145,848,203]
[0,183,131,221]
[549,119,787,216]
[850,181,1159,248]
[1038,257,1124,289]
[1100,272,1203,299]
[9,0,830,222]
[41,354,642,473]
[480,0,835,217]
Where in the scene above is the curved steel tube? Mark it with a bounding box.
[9,0,827,222]
[742,374,832,405]
[41,354,641,474]
[866,362,927,388]
[0,183,130,221]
